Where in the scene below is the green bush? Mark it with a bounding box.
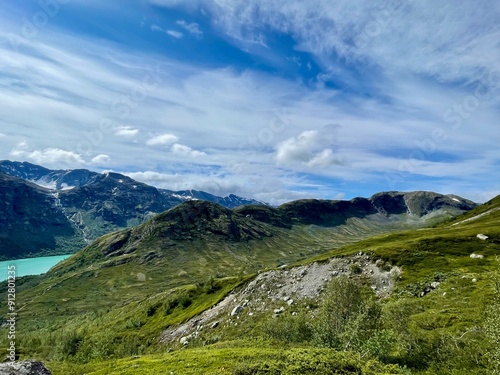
[263,313,313,344]
[233,348,402,374]
[58,331,84,357]
[313,276,385,355]
[146,304,159,317]
[164,297,180,315]
[125,317,144,329]
[262,277,394,362]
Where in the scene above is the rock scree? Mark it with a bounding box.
[160,253,401,344]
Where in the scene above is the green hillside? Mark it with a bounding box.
[1,196,499,374]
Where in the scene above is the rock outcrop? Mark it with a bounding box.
[0,361,51,375]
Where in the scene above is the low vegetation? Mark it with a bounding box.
[1,196,499,374]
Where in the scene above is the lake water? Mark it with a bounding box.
[0,254,72,281]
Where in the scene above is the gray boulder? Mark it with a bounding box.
[230,305,243,316]
[470,253,484,259]
[0,361,51,375]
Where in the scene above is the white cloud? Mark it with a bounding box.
[0,133,5,137]
[150,24,184,38]
[275,124,344,168]
[166,30,183,39]
[171,143,206,157]
[146,133,179,146]
[10,141,85,165]
[90,154,111,164]
[176,20,203,37]
[9,141,29,157]
[115,126,139,137]
[124,170,318,205]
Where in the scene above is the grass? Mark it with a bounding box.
[45,346,402,375]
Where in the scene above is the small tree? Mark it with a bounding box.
[313,276,384,353]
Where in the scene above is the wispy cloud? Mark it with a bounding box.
[151,24,185,39]
[146,133,179,146]
[151,24,163,32]
[166,30,183,39]
[176,20,203,37]
[115,126,139,137]
[197,1,500,85]
[171,143,206,157]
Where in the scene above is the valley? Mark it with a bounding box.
[0,161,266,261]
[0,180,498,374]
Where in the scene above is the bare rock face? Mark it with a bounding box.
[0,361,52,375]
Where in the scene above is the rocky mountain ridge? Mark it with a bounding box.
[0,160,477,261]
[0,160,265,208]
[46,193,477,293]
[236,191,476,227]
[0,161,266,260]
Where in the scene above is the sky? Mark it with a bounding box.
[0,0,499,204]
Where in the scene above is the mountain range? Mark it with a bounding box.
[0,160,477,261]
[1,183,497,374]
[0,160,265,260]
[1,160,498,375]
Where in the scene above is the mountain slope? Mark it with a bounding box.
[236,190,476,227]
[9,191,476,312]
[2,195,497,374]
[0,161,266,259]
[0,159,476,261]
[0,173,86,260]
[0,161,265,209]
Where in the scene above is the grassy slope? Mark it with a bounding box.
[1,197,498,374]
[11,210,435,319]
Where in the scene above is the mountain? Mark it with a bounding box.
[0,161,266,259]
[236,191,476,227]
[0,173,86,260]
[0,159,476,261]
[37,192,476,301]
[0,160,264,207]
[0,160,99,190]
[160,189,266,209]
[3,195,497,374]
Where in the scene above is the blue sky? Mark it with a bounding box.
[0,0,499,204]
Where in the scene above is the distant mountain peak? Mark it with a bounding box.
[0,160,268,260]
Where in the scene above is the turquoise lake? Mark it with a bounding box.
[0,254,72,281]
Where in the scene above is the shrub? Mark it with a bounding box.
[58,331,84,357]
[164,297,180,315]
[313,276,371,350]
[349,263,363,275]
[146,304,158,317]
[125,317,144,329]
[263,313,313,344]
